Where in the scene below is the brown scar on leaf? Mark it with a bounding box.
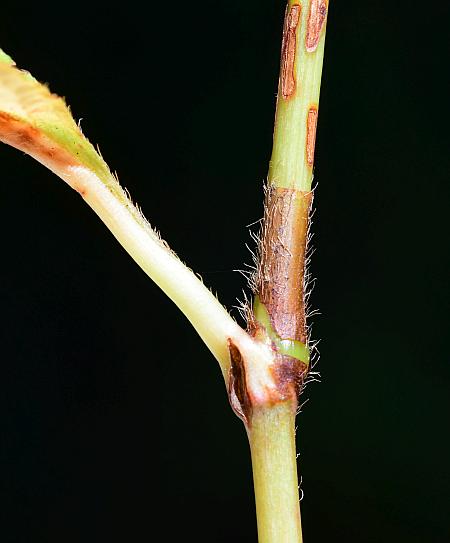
[280,3,301,99]
[305,0,328,52]
[306,105,318,167]
[0,111,87,197]
[0,111,40,149]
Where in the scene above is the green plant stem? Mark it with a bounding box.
[269,0,328,192]
[248,1,329,541]
[248,402,302,543]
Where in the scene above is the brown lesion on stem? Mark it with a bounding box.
[306,105,318,168]
[228,338,308,426]
[257,187,312,345]
[305,0,328,53]
[280,3,302,100]
[273,354,309,400]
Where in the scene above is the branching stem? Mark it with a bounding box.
[0,2,330,540]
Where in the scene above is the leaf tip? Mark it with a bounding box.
[0,49,15,66]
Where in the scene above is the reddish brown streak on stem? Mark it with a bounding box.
[280,3,301,99]
[305,0,328,52]
[306,105,318,167]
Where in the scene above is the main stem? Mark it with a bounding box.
[249,402,302,543]
[246,2,329,542]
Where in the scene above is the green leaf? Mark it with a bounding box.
[0,48,113,187]
[0,48,243,375]
[0,50,14,65]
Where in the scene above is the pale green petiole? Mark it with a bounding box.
[0,50,252,378]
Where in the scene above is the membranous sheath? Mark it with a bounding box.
[228,1,328,423]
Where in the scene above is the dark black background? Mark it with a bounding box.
[1,1,448,542]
